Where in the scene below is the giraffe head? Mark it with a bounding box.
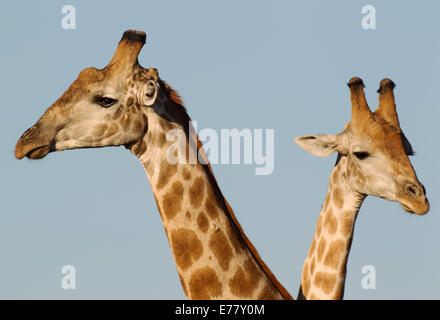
[295,77,429,215]
[15,30,181,161]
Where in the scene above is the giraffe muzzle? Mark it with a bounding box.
[15,124,56,160]
[398,182,429,215]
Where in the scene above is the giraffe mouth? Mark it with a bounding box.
[400,203,413,213]
[16,139,56,160]
[25,145,51,159]
[15,124,57,160]
[398,198,429,215]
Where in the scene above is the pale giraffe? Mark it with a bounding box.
[295,77,429,300]
[15,30,292,300]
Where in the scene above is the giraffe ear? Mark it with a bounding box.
[294,134,339,157]
[139,80,158,106]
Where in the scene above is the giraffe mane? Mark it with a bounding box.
[164,82,184,106]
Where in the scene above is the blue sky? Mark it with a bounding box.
[1,1,439,299]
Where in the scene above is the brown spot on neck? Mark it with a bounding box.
[197,212,209,233]
[229,259,263,298]
[182,168,192,180]
[323,240,345,270]
[313,272,337,295]
[332,187,344,209]
[156,160,178,190]
[209,230,233,271]
[161,181,184,220]
[205,198,219,219]
[188,267,222,299]
[170,228,203,271]
[324,209,338,235]
[189,177,205,209]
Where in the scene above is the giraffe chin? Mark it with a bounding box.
[399,200,429,215]
[26,145,51,159]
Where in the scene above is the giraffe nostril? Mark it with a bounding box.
[405,183,421,197]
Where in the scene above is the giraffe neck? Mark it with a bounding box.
[300,156,365,300]
[130,109,292,300]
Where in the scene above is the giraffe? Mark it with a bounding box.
[294,77,429,300]
[14,30,292,300]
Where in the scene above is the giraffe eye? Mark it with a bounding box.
[95,96,118,108]
[353,151,370,160]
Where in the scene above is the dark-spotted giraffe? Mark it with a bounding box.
[295,77,429,299]
[15,30,292,300]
